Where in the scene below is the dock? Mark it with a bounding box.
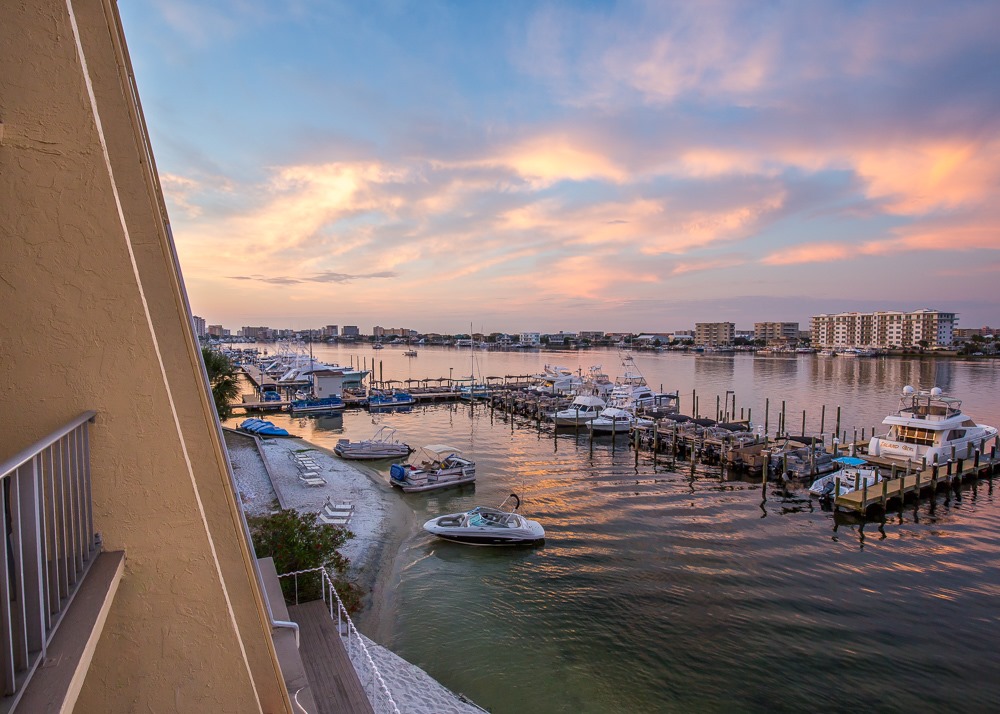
[835,448,1000,513]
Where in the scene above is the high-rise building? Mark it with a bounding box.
[810,309,957,348]
[192,315,206,337]
[342,325,360,337]
[695,322,735,347]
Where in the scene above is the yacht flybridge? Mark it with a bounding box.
[868,386,998,464]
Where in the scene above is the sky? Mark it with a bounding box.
[118,0,1000,334]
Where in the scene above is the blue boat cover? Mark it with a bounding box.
[833,456,867,466]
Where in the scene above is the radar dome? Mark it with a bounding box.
[902,385,915,395]
[930,387,943,397]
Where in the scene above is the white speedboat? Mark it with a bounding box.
[389,445,476,492]
[552,395,606,427]
[423,494,544,546]
[868,386,999,464]
[334,427,412,460]
[808,456,882,498]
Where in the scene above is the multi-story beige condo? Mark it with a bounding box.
[754,322,799,345]
[810,309,957,348]
[2,2,373,711]
[695,322,736,347]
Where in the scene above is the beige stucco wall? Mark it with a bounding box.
[0,1,289,711]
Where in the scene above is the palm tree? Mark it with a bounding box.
[201,347,239,420]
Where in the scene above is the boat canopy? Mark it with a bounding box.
[422,444,463,457]
[833,456,867,467]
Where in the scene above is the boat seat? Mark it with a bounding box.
[318,513,350,526]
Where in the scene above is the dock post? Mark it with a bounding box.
[716,395,721,421]
[862,477,867,507]
[947,458,953,477]
[932,457,939,491]
[781,400,786,437]
[653,424,659,466]
[835,475,841,501]
[921,456,927,472]
[764,399,769,438]
[589,423,594,456]
[861,427,866,442]
[974,449,981,474]
[575,406,580,436]
[782,452,788,479]
[881,478,888,508]
[890,463,897,485]
[835,406,841,441]
[747,407,752,426]
[802,410,806,437]
[820,405,826,435]
[762,450,770,494]
[915,469,921,496]
[635,430,640,466]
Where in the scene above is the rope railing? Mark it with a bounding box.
[278,567,400,714]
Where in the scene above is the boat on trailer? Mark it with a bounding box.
[334,427,412,460]
[389,445,476,492]
[423,494,545,546]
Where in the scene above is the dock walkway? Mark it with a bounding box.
[289,600,375,714]
[835,449,1000,513]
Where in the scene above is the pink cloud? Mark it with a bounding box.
[760,243,852,266]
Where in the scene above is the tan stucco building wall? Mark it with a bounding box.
[1,1,290,710]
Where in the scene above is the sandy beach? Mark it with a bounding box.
[224,428,484,712]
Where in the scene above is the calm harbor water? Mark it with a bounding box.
[230,346,1000,713]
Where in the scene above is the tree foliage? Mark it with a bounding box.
[201,347,240,420]
[248,506,362,611]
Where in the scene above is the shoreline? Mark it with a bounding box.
[225,428,485,713]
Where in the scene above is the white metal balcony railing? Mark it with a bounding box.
[0,411,99,710]
[279,567,400,714]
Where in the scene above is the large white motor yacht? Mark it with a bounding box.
[868,386,998,465]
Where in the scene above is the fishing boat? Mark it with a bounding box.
[289,394,346,414]
[422,494,544,546]
[808,456,882,498]
[389,445,476,492]
[552,395,606,427]
[334,427,412,460]
[237,418,291,437]
[867,386,999,464]
[403,349,417,357]
[367,389,417,409]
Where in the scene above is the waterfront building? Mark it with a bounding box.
[579,331,606,341]
[240,325,272,340]
[342,325,360,337]
[695,322,736,347]
[1,4,364,710]
[320,324,339,338]
[754,321,799,346]
[520,332,541,346]
[208,323,225,337]
[810,309,957,348]
[192,315,206,337]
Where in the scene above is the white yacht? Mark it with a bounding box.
[868,386,998,464]
[389,445,476,492]
[552,395,607,427]
[423,494,545,546]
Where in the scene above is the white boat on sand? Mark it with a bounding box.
[389,445,476,492]
[423,494,544,546]
[334,427,412,460]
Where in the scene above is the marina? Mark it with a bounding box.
[222,344,1000,713]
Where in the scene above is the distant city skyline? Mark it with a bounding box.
[120,1,1000,332]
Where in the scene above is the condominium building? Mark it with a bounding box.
[754,321,799,345]
[2,4,370,710]
[695,322,735,347]
[342,325,360,337]
[192,315,206,337]
[810,309,957,348]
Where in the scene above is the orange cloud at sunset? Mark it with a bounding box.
[760,243,853,266]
